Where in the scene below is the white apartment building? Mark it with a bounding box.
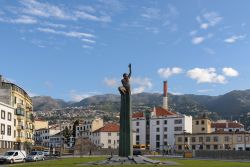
[91,123,120,149]
[91,123,136,149]
[76,118,103,139]
[150,106,192,151]
[34,125,60,147]
[0,102,15,152]
[132,112,146,146]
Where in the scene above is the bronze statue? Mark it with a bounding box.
[118,63,132,95]
[118,63,132,157]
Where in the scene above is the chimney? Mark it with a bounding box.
[163,81,168,110]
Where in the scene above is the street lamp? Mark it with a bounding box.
[183,130,186,151]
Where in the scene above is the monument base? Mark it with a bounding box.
[82,155,178,165]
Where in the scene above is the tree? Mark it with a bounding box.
[63,127,72,146]
[72,120,79,138]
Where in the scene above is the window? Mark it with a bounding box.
[164,120,167,124]
[136,129,139,133]
[192,137,196,142]
[108,132,111,136]
[201,120,205,124]
[174,127,182,131]
[201,127,205,131]
[237,136,242,142]
[156,135,160,141]
[7,125,11,136]
[1,124,5,135]
[164,127,167,132]
[14,119,16,126]
[156,142,160,148]
[108,139,111,144]
[199,137,203,142]
[7,113,11,121]
[156,127,160,132]
[178,145,182,150]
[136,135,140,141]
[136,122,139,126]
[178,137,182,142]
[174,119,182,124]
[164,134,167,139]
[1,110,5,119]
[246,136,249,142]
[214,145,218,150]
[206,137,210,142]
[196,121,199,125]
[224,136,229,142]
[156,121,160,125]
[213,136,219,142]
[206,145,210,150]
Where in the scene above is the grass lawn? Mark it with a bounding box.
[12,157,250,167]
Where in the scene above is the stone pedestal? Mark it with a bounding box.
[119,93,132,157]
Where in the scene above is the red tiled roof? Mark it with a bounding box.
[132,112,144,118]
[211,122,244,129]
[154,107,176,117]
[93,123,119,133]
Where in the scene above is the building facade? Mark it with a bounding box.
[0,75,34,150]
[91,123,136,149]
[132,112,146,148]
[75,118,103,139]
[150,107,192,151]
[34,126,60,147]
[0,102,15,152]
[175,131,250,151]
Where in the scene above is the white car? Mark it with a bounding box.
[43,150,50,156]
[0,150,26,164]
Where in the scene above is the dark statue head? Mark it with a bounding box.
[123,73,128,78]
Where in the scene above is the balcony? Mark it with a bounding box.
[17,125,25,130]
[15,108,25,116]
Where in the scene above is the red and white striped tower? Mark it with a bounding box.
[163,81,168,110]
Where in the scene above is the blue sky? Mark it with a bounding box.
[0,0,249,101]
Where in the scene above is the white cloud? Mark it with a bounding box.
[158,67,183,78]
[224,35,246,43]
[192,36,204,44]
[74,10,111,22]
[196,12,222,30]
[200,23,209,30]
[37,27,95,39]
[131,77,153,94]
[222,67,239,77]
[20,0,73,20]
[69,90,98,102]
[42,22,67,28]
[81,38,96,44]
[104,78,118,87]
[187,68,226,84]
[197,89,213,93]
[0,15,37,24]
[141,7,160,20]
[82,45,93,49]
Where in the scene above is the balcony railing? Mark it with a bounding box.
[16,108,25,116]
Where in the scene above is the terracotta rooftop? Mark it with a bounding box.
[93,123,119,133]
[132,112,144,118]
[154,107,176,117]
[211,122,244,129]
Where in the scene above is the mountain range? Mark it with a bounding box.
[32,89,250,119]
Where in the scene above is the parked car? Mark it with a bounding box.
[26,151,45,162]
[0,150,26,164]
[133,150,142,156]
[43,150,50,156]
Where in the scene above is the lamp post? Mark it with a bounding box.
[183,130,186,151]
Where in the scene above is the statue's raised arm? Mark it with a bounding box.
[128,63,132,78]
